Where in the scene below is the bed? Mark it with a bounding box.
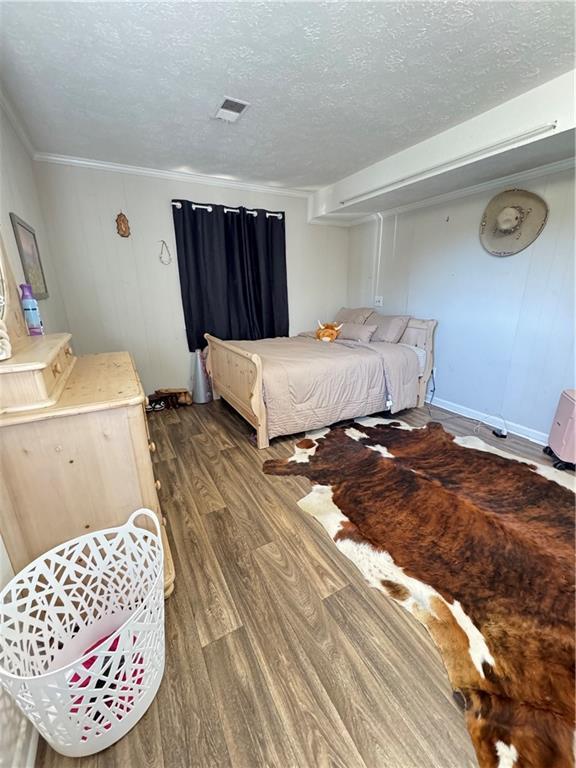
[204,316,436,448]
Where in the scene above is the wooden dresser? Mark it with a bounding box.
[0,338,175,597]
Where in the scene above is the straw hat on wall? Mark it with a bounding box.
[479,189,548,256]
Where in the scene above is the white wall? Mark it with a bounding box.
[347,215,379,307]
[0,106,68,332]
[35,162,349,393]
[348,168,575,442]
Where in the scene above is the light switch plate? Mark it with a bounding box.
[374,296,384,307]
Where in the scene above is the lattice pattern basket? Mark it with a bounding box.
[0,509,165,757]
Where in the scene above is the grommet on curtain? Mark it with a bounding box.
[224,207,257,216]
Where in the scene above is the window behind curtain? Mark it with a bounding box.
[172,201,289,350]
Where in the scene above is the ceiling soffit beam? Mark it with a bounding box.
[339,121,558,208]
[309,70,576,222]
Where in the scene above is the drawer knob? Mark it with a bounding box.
[149,441,157,453]
[155,479,162,491]
[52,362,62,375]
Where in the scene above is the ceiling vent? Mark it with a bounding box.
[213,97,250,123]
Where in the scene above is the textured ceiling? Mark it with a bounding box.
[0,1,574,188]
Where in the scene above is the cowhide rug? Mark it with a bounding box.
[263,418,575,768]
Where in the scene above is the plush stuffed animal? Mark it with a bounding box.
[315,321,342,342]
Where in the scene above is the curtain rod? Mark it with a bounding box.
[171,201,283,219]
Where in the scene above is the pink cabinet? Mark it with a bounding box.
[547,389,576,467]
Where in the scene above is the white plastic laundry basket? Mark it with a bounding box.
[0,509,165,758]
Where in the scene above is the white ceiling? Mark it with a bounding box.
[0,1,574,189]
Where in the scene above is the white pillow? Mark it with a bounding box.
[339,323,377,343]
[334,307,373,325]
[366,312,410,343]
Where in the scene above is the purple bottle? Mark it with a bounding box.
[20,284,44,336]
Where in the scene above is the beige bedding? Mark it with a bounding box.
[226,336,420,439]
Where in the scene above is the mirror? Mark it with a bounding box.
[0,234,5,320]
[0,235,13,360]
[0,232,28,360]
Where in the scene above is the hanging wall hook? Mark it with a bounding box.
[158,240,173,265]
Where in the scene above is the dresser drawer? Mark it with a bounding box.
[0,333,76,413]
[40,342,75,401]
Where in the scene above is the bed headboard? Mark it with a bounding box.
[399,318,437,353]
[399,318,437,402]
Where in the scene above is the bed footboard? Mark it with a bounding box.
[204,334,269,448]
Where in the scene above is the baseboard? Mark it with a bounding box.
[430,397,548,446]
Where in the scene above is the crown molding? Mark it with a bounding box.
[27,141,575,217]
[0,88,35,157]
[374,157,575,220]
[33,153,312,199]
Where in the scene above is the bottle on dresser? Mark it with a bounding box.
[19,283,44,336]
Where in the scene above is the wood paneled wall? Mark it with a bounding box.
[347,168,575,442]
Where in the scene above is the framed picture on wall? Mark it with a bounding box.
[9,213,48,299]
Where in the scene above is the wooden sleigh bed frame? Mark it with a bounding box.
[204,318,437,449]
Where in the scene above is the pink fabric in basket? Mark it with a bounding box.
[69,633,144,739]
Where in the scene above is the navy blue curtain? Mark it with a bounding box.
[172,201,289,350]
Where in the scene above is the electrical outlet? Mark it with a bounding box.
[374,296,384,307]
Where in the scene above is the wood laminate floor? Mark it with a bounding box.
[37,403,554,768]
